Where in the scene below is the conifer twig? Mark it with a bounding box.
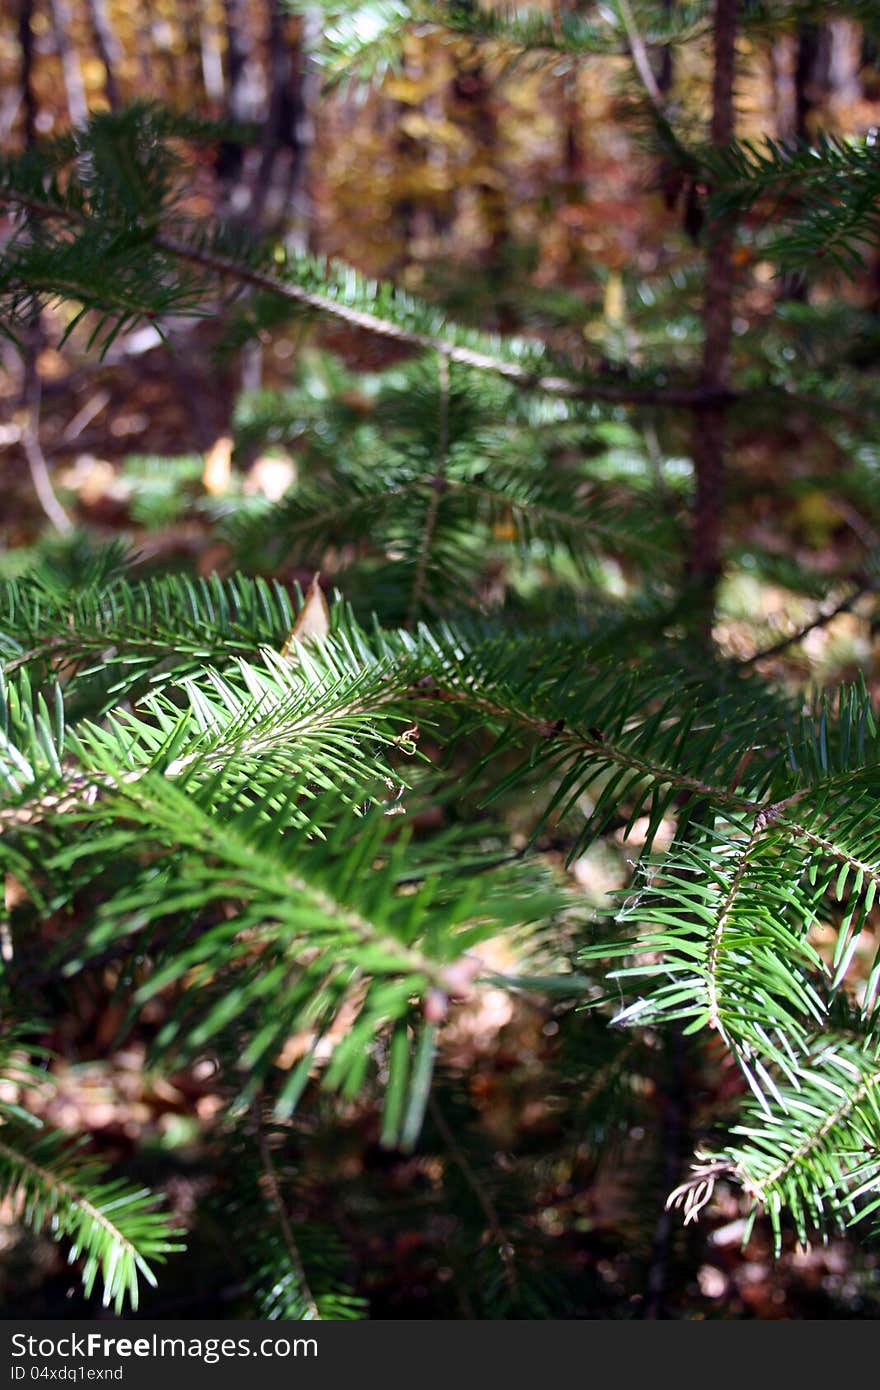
[618,0,666,114]
[738,577,878,670]
[155,231,722,406]
[253,1111,320,1320]
[2,184,733,407]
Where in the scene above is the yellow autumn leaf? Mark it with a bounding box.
[604,272,625,326]
[398,113,470,149]
[281,573,331,660]
[385,75,437,104]
[202,435,233,496]
[792,490,843,548]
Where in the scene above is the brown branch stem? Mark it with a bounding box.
[738,578,878,670]
[254,1113,320,1320]
[0,189,734,411]
[427,1094,519,1298]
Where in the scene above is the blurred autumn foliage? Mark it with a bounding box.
[3,0,880,1322]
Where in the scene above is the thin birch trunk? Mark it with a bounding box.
[84,0,122,109]
[51,0,89,126]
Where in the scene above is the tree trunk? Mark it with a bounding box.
[217,0,261,204]
[84,0,122,109]
[654,0,675,96]
[250,0,316,249]
[687,0,738,626]
[451,2,508,282]
[17,0,37,146]
[51,0,89,126]
[199,0,226,107]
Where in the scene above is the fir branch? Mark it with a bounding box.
[0,140,724,407]
[152,231,718,407]
[0,1123,180,1311]
[704,133,880,273]
[295,0,713,76]
[704,817,764,1037]
[671,1038,880,1252]
[423,683,758,820]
